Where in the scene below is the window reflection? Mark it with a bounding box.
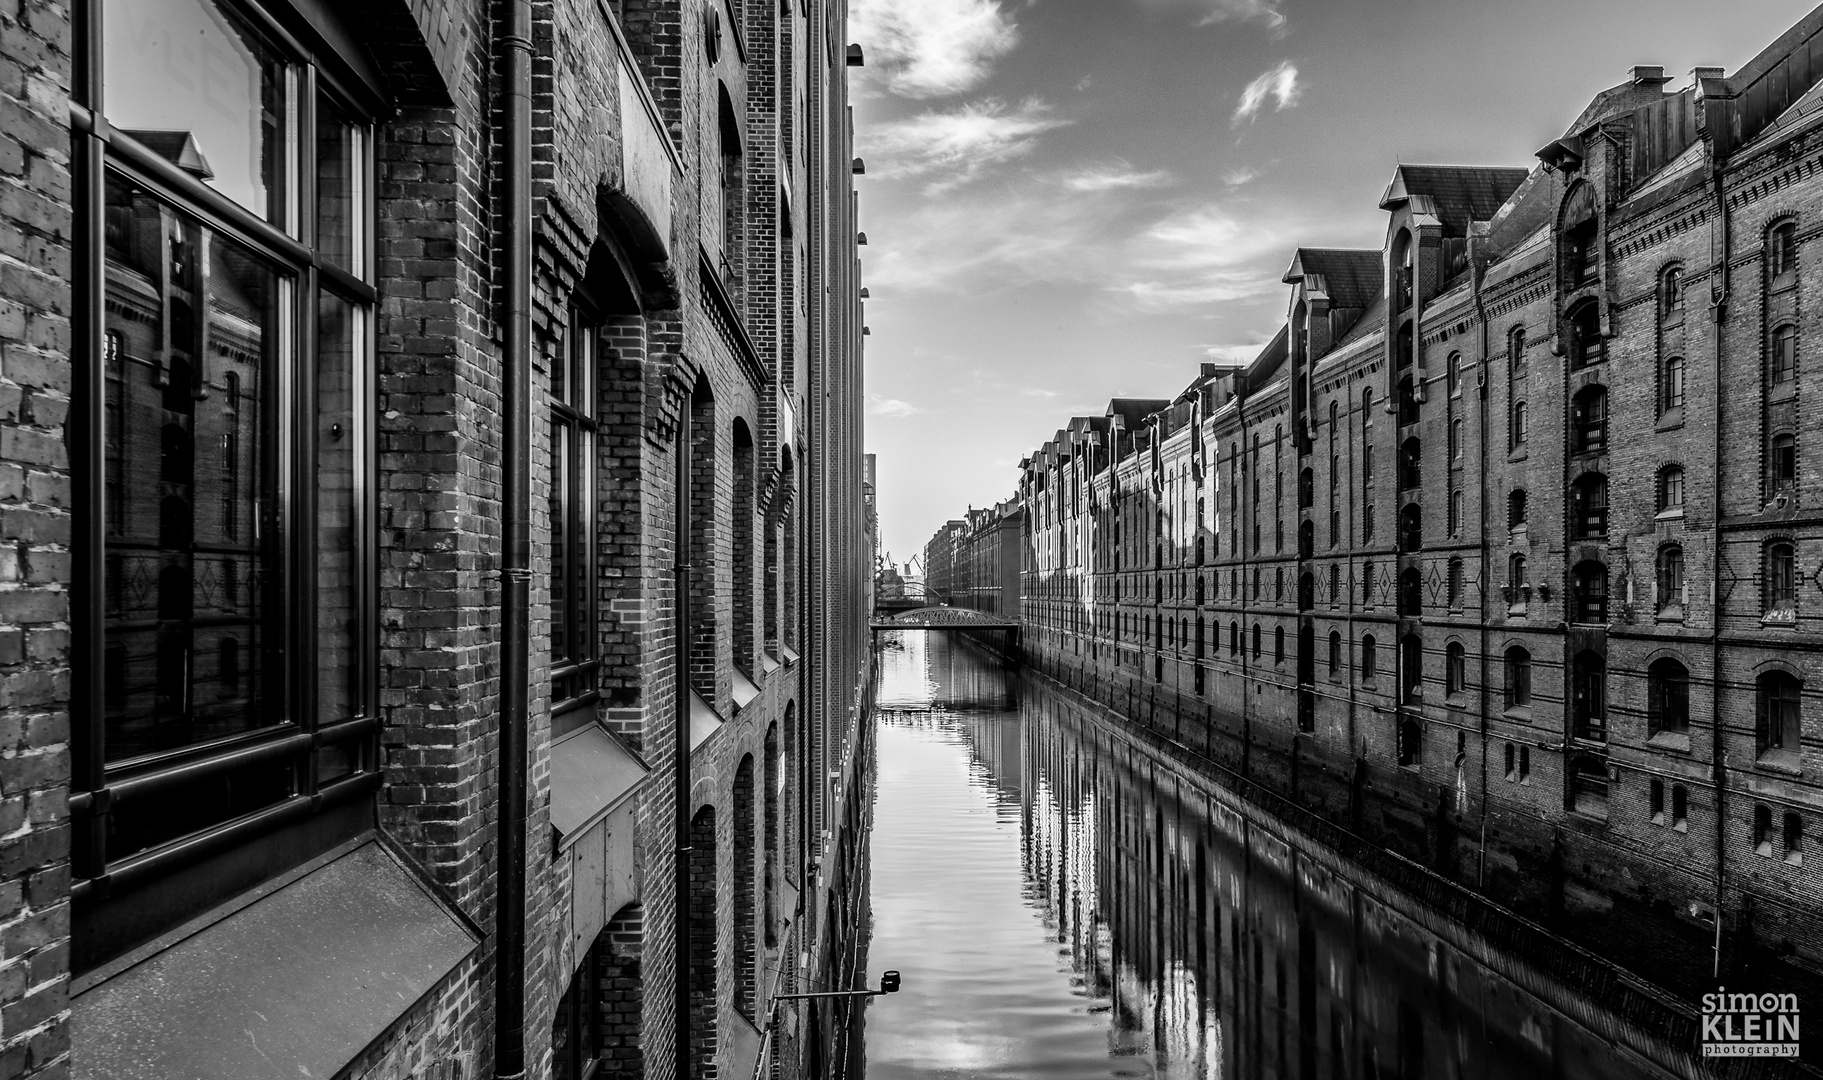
[102,172,288,762]
[318,294,361,721]
[104,0,285,222]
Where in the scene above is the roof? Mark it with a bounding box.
[1106,398,1170,428]
[1378,165,1530,227]
[1283,248,1382,309]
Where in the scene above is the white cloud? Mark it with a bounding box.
[864,99,1069,191]
[1223,168,1257,187]
[1055,163,1173,192]
[1112,203,1290,311]
[1202,341,1271,365]
[867,394,925,418]
[1233,61,1301,125]
[851,0,1018,98]
[1133,0,1286,31]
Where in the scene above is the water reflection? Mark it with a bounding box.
[863,631,1697,1080]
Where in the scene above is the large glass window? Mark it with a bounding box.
[1648,658,1690,736]
[552,310,599,714]
[79,0,377,971]
[1757,672,1802,758]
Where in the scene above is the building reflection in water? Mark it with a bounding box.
[864,631,1698,1080]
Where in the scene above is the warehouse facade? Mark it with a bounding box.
[0,0,874,1076]
[961,11,1823,997]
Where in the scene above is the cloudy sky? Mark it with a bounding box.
[852,0,1809,567]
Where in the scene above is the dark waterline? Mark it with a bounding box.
[859,630,1701,1080]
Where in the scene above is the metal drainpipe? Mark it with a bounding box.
[1471,233,1492,890]
[1708,159,1731,979]
[674,404,695,1076]
[494,0,533,1074]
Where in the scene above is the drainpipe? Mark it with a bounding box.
[675,404,696,1075]
[1708,157,1731,979]
[494,0,533,1074]
[1470,226,1492,890]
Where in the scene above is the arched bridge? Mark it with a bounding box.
[869,606,1020,633]
[874,580,950,615]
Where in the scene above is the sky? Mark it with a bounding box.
[852,0,1813,568]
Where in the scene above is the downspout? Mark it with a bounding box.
[494,0,533,1075]
[1708,155,1731,980]
[1471,227,1492,890]
[674,404,696,1074]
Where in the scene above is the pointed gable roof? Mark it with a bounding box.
[1282,248,1382,310]
[1378,165,1530,231]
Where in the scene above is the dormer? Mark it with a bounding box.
[1377,165,1528,419]
[1282,248,1379,447]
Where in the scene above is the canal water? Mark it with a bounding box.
[858,630,1709,1080]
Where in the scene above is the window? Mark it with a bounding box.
[1508,490,1527,530]
[552,310,599,709]
[1399,567,1422,617]
[1650,778,1665,824]
[1362,561,1375,605]
[1362,635,1378,681]
[1448,491,1463,538]
[1564,186,1599,287]
[1508,553,1528,597]
[1274,626,1285,664]
[1785,813,1804,865]
[1400,634,1422,704]
[1661,266,1684,320]
[1252,623,1262,659]
[1520,745,1531,782]
[1769,434,1796,501]
[1509,327,1528,378]
[82,0,379,969]
[1445,642,1466,698]
[1328,631,1342,677]
[1571,386,1607,454]
[1399,503,1422,552]
[1330,564,1341,603]
[1511,400,1529,448]
[1572,560,1608,624]
[1571,650,1607,741]
[1447,352,1462,395]
[1449,418,1463,461]
[1647,658,1690,736]
[1659,355,1685,414]
[1398,375,1419,427]
[1447,557,1463,607]
[1569,302,1604,368]
[1657,466,1685,514]
[1230,621,1240,655]
[1672,785,1688,831]
[1504,646,1531,710]
[1770,220,1798,280]
[1505,743,1517,781]
[1569,756,1609,819]
[1767,542,1797,619]
[1772,325,1797,391]
[1657,545,1685,617]
[1572,473,1608,538]
[1754,804,1775,857]
[1398,718,1423,768]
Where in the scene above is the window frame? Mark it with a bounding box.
[72,0,383,973]
[551,307,602,720]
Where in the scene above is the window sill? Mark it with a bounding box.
[1656,411,1684,432]
[1656,609,1685,624]
[1771,272,1797,295]
[1508,446,1529,463]
[1756,750,1802,776]
[1651,811,1666,826]
[1661,310,1685,329]
[1763,612,1798,628]
[1674,820,1689,834]
[1655,508,1685,522]
[1646,730,1691,754]
[1503,706,1532,722]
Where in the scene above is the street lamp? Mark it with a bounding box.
[774,971,902,1002]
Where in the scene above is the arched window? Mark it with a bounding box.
[1361,560,1375,604]
[1447,352,1462,395]
[1661,265,1684,319]
[1398,718,1423,768]
[1657,544,1685,617]
[160,423,193,484]
[1772,325,1798,390]
[1328,630,1342,677]
[1504,646,1531,710]
[1657,466,1685,514]
[1571,650,1606,740]
[1767,542,1798,618]
[1298,571,1314,611]
[1572,560,1608,623]
[1647,658,1690,736]
[1571,385,1607,453]
[1659,355,1685,414]
[1769,433,1797,500]
[1450,417,1463,460]
[1329,563,1341,603]
[1563,184,1599,287]
[1298,467,1314,510]
[1251,623,1262,659]
[1508,552,1527,594]
[1448,490,1463,537]
[1754,803,1775,856]
[1770,219,1799,279]
[1399,437,1421,489]
[1400,633,1422,704]
[1571,473,1608,538]
[1568,301,1604,369]
[1505,743,1517,780]
[1447,557,1463,608]
[1274,626,1285,664]
[1230,621,1240,655]
[1445,642,1466,697]
[1756,671,1802,757]
[1786,813,1804,865]
[1508,489,1528,530]
[1398,374,1419,427]
[1399,503,1422,552]
[1509,327,1528,377]
[1299,520,1314,561]
[1361,634,1378,681]
[1399,566,1422,617]
[1511,399,1529,448]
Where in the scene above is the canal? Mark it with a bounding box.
[857,629,1724,1080]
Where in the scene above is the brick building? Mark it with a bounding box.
[956,9,1823,999]
[0,0,874,1076]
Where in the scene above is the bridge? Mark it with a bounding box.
[874,579,949,615]
[869,605,1021,633]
